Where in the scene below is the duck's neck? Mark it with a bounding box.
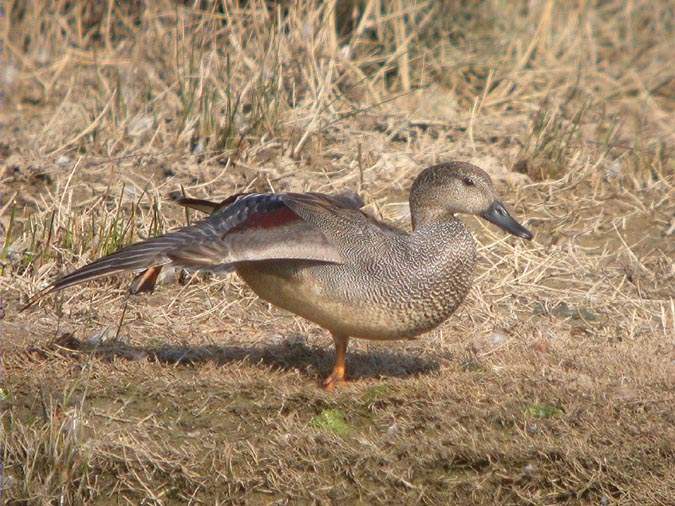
[411,199,472,231]
[410,205,449,231]
[409,214,476,272]
[405,215,477,327]
[410,214,472,244]
[410,205,464,231]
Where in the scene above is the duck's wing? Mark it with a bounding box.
[24,191,365,308]
[281,191,401,244]
[167,191,253,214]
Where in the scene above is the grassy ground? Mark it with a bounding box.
[1,1,674,504]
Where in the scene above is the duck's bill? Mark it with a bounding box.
[481,201,533,240]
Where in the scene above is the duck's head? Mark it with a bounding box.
[409,161,533,240]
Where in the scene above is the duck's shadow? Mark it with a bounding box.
[55,333,443,382]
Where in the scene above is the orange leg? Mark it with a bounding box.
[129,266,162,294]
[322,334,349,390]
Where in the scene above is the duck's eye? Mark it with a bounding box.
[463,178,475,186]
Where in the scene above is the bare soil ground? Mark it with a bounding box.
[1,1,673,504]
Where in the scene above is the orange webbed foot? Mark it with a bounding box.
[322,370,348,391]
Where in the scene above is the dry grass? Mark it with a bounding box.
[1,0,674,504]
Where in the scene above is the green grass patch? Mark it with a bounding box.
[310,409,352,436]
[524,403,563,419]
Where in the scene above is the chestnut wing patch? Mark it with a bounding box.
[229,205,300,232]
[167,193,344,266]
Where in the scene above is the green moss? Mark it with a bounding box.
[524,403,563,419]
[310,409,352,436]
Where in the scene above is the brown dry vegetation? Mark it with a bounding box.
[1,0,674,504]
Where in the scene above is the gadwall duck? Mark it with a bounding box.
[26,162,533,388]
